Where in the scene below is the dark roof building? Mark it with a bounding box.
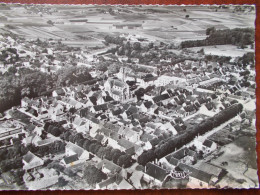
[145,163,168,182]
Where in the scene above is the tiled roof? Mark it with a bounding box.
[202,139,213,148]
[63,154,79,164]
[145,163,168,182]
[178,163,212,184]
[23,151,36,163]
[97,159,122,173]
[193,162,223,177]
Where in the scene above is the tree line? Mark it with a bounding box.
[0,66,92,113]
[57,128,134,168]
[45,119,135,169]
[137,103,243,165]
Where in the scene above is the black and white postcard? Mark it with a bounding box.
[0,4,258,190]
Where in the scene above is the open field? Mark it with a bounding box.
[0,5,255,47]
[209,136,258,188]
[188,45,254,57]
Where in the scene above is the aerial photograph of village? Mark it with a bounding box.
[0,4,258,190]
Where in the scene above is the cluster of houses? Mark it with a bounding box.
[0,29,256,189]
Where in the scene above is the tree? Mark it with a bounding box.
[104,146,113,160]
[134,88,145,100]
[74,133,84,142]
[137,150,156,166]
[133,42,141,50]
[117,154,132,168]
[89,143,101,154]
[47,20,54,25]
[38,145,49,156]
[13,168,25,186]
[44,122,51,131]
[83,139,91,151]
[84,165,107,186]
[206,27,216,36]
[47,125,54,133]
[96,147,110,159]
[58,177,68,187]
[69,135,75,143]
[76,139,85,148]
[7,66,17,74]
[53,141,66,152]
[111,149,122,164]
[51,127,61,137]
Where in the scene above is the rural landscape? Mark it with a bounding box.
[0,4,258,190]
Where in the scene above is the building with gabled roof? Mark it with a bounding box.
[97,159,122,175]
[104,78,132,102]
[52,88,65,97]
[64,142,89,164]
[60,154,79,167]
[143,162,168,186]
[178,163,215,188]
[23,151,44,170]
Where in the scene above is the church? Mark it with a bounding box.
[104,74,132,102]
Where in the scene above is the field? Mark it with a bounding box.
[188,45,254,58]
[0,5,255,47]
[208,135,258,188]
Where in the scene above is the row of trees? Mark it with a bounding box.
[104,35,126,45]
[84,165,107,186]
[59,130,134,168]
[181,28,254,48]
[137,103,243,165]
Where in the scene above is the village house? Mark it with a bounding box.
[167,147,198,166]
[52,88,65,97]
[22,135,42,146]
[143,162,168,186]
[23,151,44,171]
[155,75,186,86]
[118,126,141,143]
[97,159,122,175]
[90,103,109,114]
[178,162,224,188]
[60,142,90,167]
[72,116,89,134]
[35,137,57,148]
[193,137,217,154]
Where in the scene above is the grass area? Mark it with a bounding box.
[233,135,257,169]
[208,120,241,145]
[208,133,258,188]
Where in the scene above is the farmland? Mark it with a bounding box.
[0,5,255,47]
[188,45,254,58]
